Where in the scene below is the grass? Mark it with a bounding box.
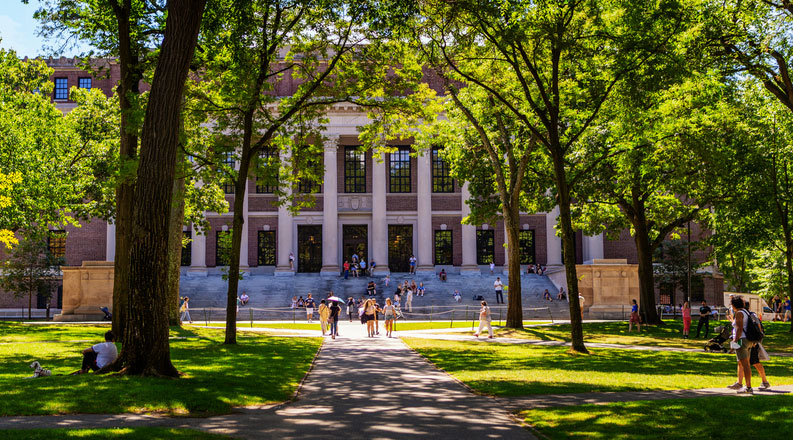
[392,320,550,331]
[494,320,793,353]
[0,428,230,439]
[522,395,793,439]
[0,322,113,343]
[402,337,793,396]
[0,323,321,416]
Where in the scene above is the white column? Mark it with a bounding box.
[582,233,604,264]
[239,178,249,269]
[546,206,562,266]
[416,149,433,272]
[460,182,479,275]
[189,225,207,276]
[275,148,294,276]
[371,150,389,274]
[321,136,340,276]
[105,221,115,262]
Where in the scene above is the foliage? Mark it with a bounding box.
[653,240,704,303]
[0,325,321,416]
[0,229,64,318]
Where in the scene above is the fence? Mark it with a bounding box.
[185,305,556,327]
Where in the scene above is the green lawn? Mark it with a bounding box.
[0,428,230,440]
[403,337,793,396]
[0,322,113,343]
[495,320,793,353]
[0,323,321,416]
[393,320,550,331]
[522,395,793,439]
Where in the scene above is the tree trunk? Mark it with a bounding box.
[633,220,663,325]
[111,1,141,340]
[167,170,186,326]
[552,159,588,353]
[224,147,252,344]
[503,207,523,328]
[114,0,205,376]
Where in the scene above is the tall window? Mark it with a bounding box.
[181,231,192,266]
[215,230,232,266]
[257,230,276,265]
[222,152,235,194]
[434,230,453,265]
[296,148,322,193]
[476,230,495,264]
[389,148,411,193]
[78,78,92,89]
[344,146,366,193]
[47,230,67,259]
[519,230,536,264]
[54,78,68,100]
[256,150,278,194]
[432,146,454,192]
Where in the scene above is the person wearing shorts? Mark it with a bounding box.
[305,293,316,323]
[629,299,641,331]
[727,296,755,394]
[409,255,416,274]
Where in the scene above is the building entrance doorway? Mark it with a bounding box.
[343,225,368,265]
[297,225,322,273]
[388,225,413,272]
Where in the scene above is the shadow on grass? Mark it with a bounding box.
[522,395,793,440]
[0,328,321,416]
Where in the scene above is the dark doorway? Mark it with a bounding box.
[297,225,322,273]
[388,225,413,272]
[343,225,368,264]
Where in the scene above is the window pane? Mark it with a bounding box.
[222,152,235,194]
[389,148,411,193]
[476,230,494,264]
[216,230,232,266]
[181,231,192,266]
[78,78,92,89]
[344,146,366,193]
[434,230,453,265]
[519,230,536,264]
[257,230,276,266]
[54,78,68,100]
[432,146,454,192]
[256,150,278,193]
[48,230,67,259]
[296,147,322,193]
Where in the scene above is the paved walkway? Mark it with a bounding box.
[0,322,535,440]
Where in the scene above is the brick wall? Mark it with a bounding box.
[386,195,417,211]
[248,195,279,212]
[431,194,461,211]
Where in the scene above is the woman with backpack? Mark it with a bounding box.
[727,296,757,394]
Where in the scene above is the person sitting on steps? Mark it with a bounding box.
[439,269,447,281]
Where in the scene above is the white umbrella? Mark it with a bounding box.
[327,296,344,302]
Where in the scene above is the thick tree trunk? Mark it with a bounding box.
[167,171,186,326]
[114,0,205,376]
[503,208,523,328]
[553,160,588,353]
[633,221,663,325]
[111,2,141,340]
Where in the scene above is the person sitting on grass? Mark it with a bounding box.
[72,331,117,375]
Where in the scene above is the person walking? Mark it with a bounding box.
[289,252,295,270]
[489,261,495,275]
[727,296,755,394]
[784,295,791,322]
[305,293,316,323]
[494,277,504,304]
[383,273,390,287]
[682,301,692,339]
[405,286,413,312]
[347,297,356,322]
[695,300,712,338]
[383,298,397,337]
[318,300,330,336]
[409,255,416,274]
[180,296,192,323]
[629,299,641,332]
[343,260,350,280]
[363,299,377,337]
[474,301,493,338]
[329,300,341,340]
[728,303,771,391]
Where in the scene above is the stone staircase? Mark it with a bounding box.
[180,272,572,321]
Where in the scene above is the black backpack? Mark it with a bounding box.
[743,310,765,343]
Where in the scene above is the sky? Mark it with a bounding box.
[0,0,88,57]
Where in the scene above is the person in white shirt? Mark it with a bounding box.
[474,301,494,338]
[74,331,118,374]
[494,277,504,304]
[489,261,495,274]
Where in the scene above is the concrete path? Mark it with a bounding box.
[0,321,535,440]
